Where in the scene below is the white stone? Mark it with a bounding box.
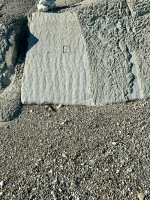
[112,142,117,146]
[127,168,132,173]
[37,4,49,12]
[0,181,4,188]
[138,193,145,200]
[38,0,56,11]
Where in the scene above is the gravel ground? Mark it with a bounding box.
[0,0,150,199]
[0,101,150,199]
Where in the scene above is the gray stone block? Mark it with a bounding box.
[21,0,150,106]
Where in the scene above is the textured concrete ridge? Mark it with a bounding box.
[21,0,150,106]
[77,0,150,105]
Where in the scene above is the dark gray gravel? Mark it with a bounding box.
[0,0,37,25]
[0,101,149,199]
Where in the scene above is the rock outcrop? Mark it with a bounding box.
[21,0,150,106]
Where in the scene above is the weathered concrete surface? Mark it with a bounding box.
[21,0,150,106]
[21,12,92,105]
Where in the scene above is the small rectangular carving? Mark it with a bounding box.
[63,46,70,53]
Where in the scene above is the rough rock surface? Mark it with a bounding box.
[0,0,37,121]
[0,19,29,121]
[21,0,150,106]
[77,0,150,105]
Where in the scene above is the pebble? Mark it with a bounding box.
[112,142,117,146]
[5,125,10,129]
[127,168,132,173]
[62,152,67,158]
[45,113,50,117]
[48,169,53,174]
[76,197,80,200]
[138,193,145,200]
[60,120,69,126]
[60,121,65,125]
[0,192,3,196]
[56,104,62,110]
[0,181,4,188]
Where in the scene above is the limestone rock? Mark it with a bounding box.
[37,0,56,12]
[21,0,150,106]
[138,193,145,200]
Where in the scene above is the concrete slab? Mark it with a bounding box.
[21,12,93,105]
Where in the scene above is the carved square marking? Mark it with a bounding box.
[63,46,70,53]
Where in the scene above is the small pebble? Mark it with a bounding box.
[76,197,80,200]
[60,120,69,126]
[0,181,4,188]
[45,113,50,117]
[62,152,67,158]
[127,168,132,173]
[48,169,53,174]
[138,193,145,200]
[5,125,10,129]
[0,192,3,196]
[56,104,62,110]
[112,142,117,145]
